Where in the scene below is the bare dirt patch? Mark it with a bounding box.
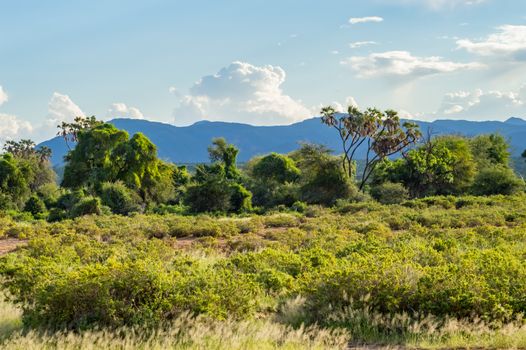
[0,238,26,256]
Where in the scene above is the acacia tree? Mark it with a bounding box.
[3,140,52,163]
[321,105,421,190]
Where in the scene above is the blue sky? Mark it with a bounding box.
[1,0,526,141]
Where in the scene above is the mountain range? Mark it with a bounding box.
[40,117,526,166]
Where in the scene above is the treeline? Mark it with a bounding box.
[0,107,524,220]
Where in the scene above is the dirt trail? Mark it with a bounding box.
[0,238,26,256]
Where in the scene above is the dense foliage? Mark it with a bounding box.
[2,195,526,339]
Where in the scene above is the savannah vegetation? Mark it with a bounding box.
[1,105,526,348]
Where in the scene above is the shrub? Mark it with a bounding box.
[229,183,252,213]
[99,181,141,215]
[1,237,261,329]
[185,180,231,213]
[69,196,103,218]
[291,201,308,213]
[472,166,524,196]
[370,182,409,205]
[23,195,46,217]
[264,214,299,228]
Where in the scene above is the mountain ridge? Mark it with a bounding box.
[40,117,526,166]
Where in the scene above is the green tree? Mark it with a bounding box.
[62,123,128,189]
[185,139,252,213]
[290,143,357,205]
[0,153,30,209]
[2,139,56,192]
[62,123,174,204]
[374,135,476,197]
[247,153,301,208]
[57,115,102,150]
[321,106,420,190]
[208,137,240,180]
[471,134,510,168]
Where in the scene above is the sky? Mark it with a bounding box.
[1,0,526,142]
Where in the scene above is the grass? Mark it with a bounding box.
[0,307,349,349]
[3,297,526,349]
[0,296,22,341]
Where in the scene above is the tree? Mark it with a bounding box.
[62,123,175,205]
[247,153,301,208]
[321,106,420,190]
[2,139,56,192]
[251,153,300,183]
[290,143,357,205]
[0,153,30,209]
[471,134,510,168]
[57,115,102,150]
[3,139,36,159]
[62,123,129,189]
[208,137,240,179]
[373,135,476,197]
[185,139,252,213]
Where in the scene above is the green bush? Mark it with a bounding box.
[0,236,261,329]
[99,181,141,215]
[69,196,104,218]
[23,195,46,217]
[472,166,524,195]
[370,182,409,205]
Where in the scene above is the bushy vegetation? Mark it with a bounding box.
[2,195,526,347]
[2,109,526,348]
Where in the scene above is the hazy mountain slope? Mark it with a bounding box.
[40,117,526,166]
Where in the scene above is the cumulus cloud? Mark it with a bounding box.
[0,86,8,106]
[172,61,312,126]
[349,16,383,24]
[47,92,85,126]
[335,97,360,112]
[436,86,526,119]
[106,103,144,119]
[341,50,485,78]
[457,25,526,58]
[350,41,378,49]
[0,113,33,141]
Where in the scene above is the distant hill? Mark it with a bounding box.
[40,117,526,166]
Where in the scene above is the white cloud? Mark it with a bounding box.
[172,61,312,126]
[0,113,33,141]
[349,16,383,24]
[350,41,378,49]
[0,86,8,106]
[436,86,526,119]
[47,92,85,126]
[457,25,526,58]
[341,50,485,78]
[106,103,144,119]
[322,96,360,114]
